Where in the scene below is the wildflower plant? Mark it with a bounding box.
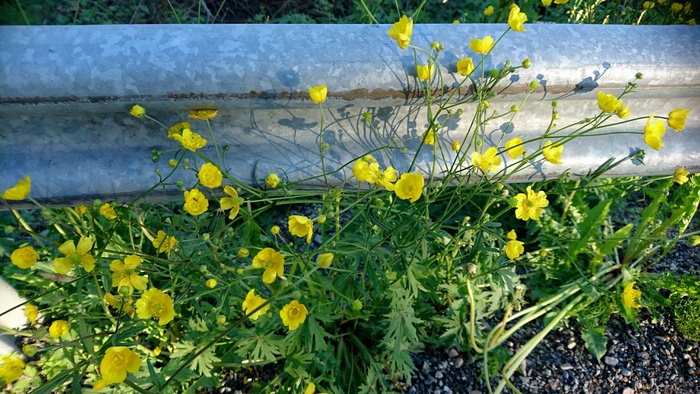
[1,4,699,394]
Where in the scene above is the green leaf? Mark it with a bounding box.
[568,199,612,256]
[581,325,607,361]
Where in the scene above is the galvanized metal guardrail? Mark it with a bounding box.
[1,24,699,207]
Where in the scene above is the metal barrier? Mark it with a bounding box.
[1,23,699,207]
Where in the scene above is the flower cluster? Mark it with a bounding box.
[352,155,398,191]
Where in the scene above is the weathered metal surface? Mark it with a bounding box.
[1,24,699,207]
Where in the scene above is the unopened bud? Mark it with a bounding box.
[522,58,531,69]
[467,264,477,275]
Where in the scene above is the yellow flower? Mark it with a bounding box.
[172,128,207,152]
[456,57,475,77]
[688,18,696,25]
[597,91,623,113]
[667,108,690,132]
[394,172,424,203]
[266,173,281,188]
[643,0,655,8]
[352,160,371,182]
[388,15,413,50]
[542,140,564,165]
[471,147,502,174]
[104,293,135,317]
[643,114,666,151]
[271,225,280,235]
[469,36,494,55]
[309,85,328,104]
[689,236,700,247]
[484,5,494,15]
[289,215,313,244]
[671,2,682,12]
[220,185,242,220]
[24,304,38,325]
[252,247,285,284]
[242,289,270,320]
[423,127,436,146]
[673,167,689,185]
[554,0,569,3]
[136,288,175,325]
[280,300,308,330]
[189,109,218,120]
[0,353,25,385]
[183,188,209,216]
[76,204,88,215]
[238,248,250,258]
[317,215,327,224]
[616,105,631,119]
[152,230,177,259]
[2,175,31,200]
[504,230,525,260]
[317,253,334,268]
[49,320,70,339]
[505,137,524,159]
[11,246,39,269]
[53,236,96,274]
[621,282,642,309]
[206,279,217,288]
[508,5,527,32]
[684,2,692,13]
[451,141,461,152]
[100,203,117,220]
[514,186,549,221]
[168,121,190,140]
[129,104,145,118]
[110,255,148,295]
[368,163,398,191]
[416,63,435,82]
[198,163,223,188]
[99,347,141,384]
[542,0,552,6]
[216,315,226,324]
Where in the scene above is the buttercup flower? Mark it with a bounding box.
[305,382,316,394]
[673,167,689,185]
[53,236,96,274]
[456,57,475,77]
[0,353,25,385]
[252,247,285,283]
[98,346,141,384]
[198,163,223,188]
[451,141,462,152]
[514,186,549,221]
[220,185,242,220]
[484,5,494,15]
[104,293,135,317]
[110,255,148,295]
[470,36,494,55]
[172,128,207,152]
[352,160,371,182]
[280,300,308,330]
[100,203,117,220]
[597,91,623,113]
[671,2,683,12]
[423,127,436,145]
[242,289,270,320]
[206,279,217,288]
[368,163,398,191]
[189,109,218,120]
[617,106,631,119]
[471,147,502,174]
[183,188,209,216]
[504,230,525,260]
[555,0,569,3]
[394,172,424,203]
[24,303,38,325]
[508,5,528,32]
[266,173,280,188]
[289,215,313,244]
[621,282,642,309]
[49,320,70,339]
[388,15,413,50]
[542,0,553,5]
[152,230,177,259]
[643,0,655,8]
[11,246,39,269]
[136,288,175,325]
[542,140,564,165]
[668,108,690,131]
[317,253,334,268]
[76,204,89,215]
[129,104,145,118]
[168,121,190,140]
[505,137,524,159]
[309,85,327,104]
[416,63,435,82]
[2,175,31,200]
[238,248,250,258]
[643,114,666,151]
[270,225,280,235]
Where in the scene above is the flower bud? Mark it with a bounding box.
[216,315,227,324]
[271,225,280,235]
[635,72,643,80]
[511,105,520,113]
[168,159,178,168]
[22,344,37,357]
[363,112,372,121]
[529,80,539,90]
[206,278,217,288]
[456,108,464,116]
[489,69,499,78]
[522,58,531,69]
[317,215,327,224]
[352,299,363,311]
[237,248,250,258]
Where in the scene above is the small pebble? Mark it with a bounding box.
[567,342,576,349]
[622,388,635,394]
[604,356,619,366]
[448,348,459,358]
[560,363,574,371]
[454,358,464,369]
[435,371,444,379]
